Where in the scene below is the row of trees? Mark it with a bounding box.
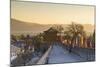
[64,23,95,48]
[42,22,95,48]
[11,22,95,51]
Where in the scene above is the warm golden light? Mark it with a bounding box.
[11,1,95,25]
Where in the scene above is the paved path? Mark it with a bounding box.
[48,42,86,64]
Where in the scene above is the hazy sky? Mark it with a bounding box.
[11,1,95,25]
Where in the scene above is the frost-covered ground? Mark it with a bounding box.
[48,42,92,64]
